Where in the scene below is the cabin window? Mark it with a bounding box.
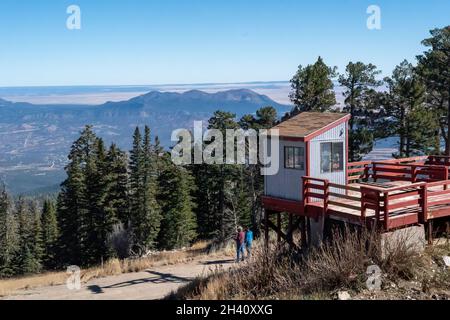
[320,142,344,173]
[284,146,304,170]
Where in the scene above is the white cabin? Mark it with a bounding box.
[264,112,350,202]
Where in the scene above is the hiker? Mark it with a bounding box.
[236,227,246,262]
[245,227,253,258]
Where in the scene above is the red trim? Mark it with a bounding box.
[305,141,310,176]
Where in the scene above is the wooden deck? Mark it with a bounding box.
[263,156,450,234]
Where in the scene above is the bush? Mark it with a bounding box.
[173,227,426,300]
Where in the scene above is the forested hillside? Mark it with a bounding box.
[1,26,449,278]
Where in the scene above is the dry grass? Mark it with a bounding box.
[0,241,212,298]
[172,228,431,300]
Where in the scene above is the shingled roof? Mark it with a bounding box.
[269,112,350,141]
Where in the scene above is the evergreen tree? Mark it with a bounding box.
[16,198,42,274]
[339,61,382,161]
[417,26,450,155]
[129,126,161,255]
[0,185,18,277]
[57,155,86,266]
[383,60,436,157]
[57,126,97,266]
[158,161,197,249]
[287,56,337,118]
[41,199,58,269]
[105,144,130,227]
[239,106,278,236]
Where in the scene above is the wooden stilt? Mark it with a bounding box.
[427,220,433,245]
[301,217,307,248]
[307,217,312,247]
[264,209,269,248]
[288,214,293,243]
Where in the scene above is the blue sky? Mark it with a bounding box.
[0,0,448,87]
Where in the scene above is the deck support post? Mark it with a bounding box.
[264,209,269,249]
[300,217,307,249]
[288,214,293,244]
[427,220,434,245]
[420,184,428,224]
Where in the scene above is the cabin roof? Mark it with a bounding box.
[270,112,350,141]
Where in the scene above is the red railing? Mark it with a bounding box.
[348,156,449,185]
[305,172,450,231]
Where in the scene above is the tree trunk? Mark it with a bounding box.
[399,107,405,157]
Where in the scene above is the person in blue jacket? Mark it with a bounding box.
[245,227,253,258]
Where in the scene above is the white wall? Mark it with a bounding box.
[264,121,348,201]
[309,122,347,190]
[265,139,306,201]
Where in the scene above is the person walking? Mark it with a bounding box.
[235,227,245,262]
[245,227,253,258]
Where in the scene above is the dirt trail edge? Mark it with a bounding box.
[3,256,234,300]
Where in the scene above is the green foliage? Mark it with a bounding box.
[287,56,337,118]
[382,60,438,157]
[339,61,382,161]
[129,126,161,254]
[158,161,197,250]
[41,199,58,269]
[417,26,450,154]
[0,185,18,277]
[15,198,42,275]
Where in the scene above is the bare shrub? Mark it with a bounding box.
[173,227,430,300]
[107,224,132,259]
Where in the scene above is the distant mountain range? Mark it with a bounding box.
[0,89,291,195]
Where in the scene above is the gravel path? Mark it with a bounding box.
[3,256,234,300]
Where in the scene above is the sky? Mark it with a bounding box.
[0,0,448,87]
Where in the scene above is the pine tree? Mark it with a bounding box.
[57,126,97,266]
[57,156,86,266]
[0,185,18,277]
[383,60,436,157]
[287,56,337,118]
[105,144,130,226]
[41,199,58,269]
[30,201,44,269]
[339,61,382,161]
[16,198,41,274]
[158,161,197,250]
[417,26,450,155]
[129,126,161,254]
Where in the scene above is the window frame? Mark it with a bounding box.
[284,146,305,171]
[320,142,344,174]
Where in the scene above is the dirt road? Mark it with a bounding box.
[3,256,234,300]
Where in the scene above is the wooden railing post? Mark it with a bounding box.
[373,163,377,182]
[411,166,417,183]
[323,180,329,216]
[383,192,389,231]
[364,164,370,182]
[444,166,449,191]
[420,184,428,224]
[302,177,309,205]
[360,187,367,221]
